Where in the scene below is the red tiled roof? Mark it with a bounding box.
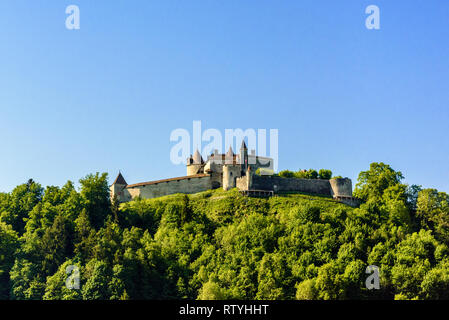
[126,174,210,188]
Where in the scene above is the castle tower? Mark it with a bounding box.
[329,177,353,197]
[222,146,242,190]
[239,140,248,174]
[245,165,253,190]
[187,149,204,175]
[225,146,234,165]
[110,172,128,202]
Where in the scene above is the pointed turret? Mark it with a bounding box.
[225,146,234,165]
[111,172,128,203]
[187,149,205,175]
[240,140,247,150]
[239,140,248,170]
[226,146,234,156]
[192,149,204,164]
[113,172,127,186]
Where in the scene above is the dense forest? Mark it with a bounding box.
[0,162,449,300]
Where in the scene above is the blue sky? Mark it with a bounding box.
[0,0,448,193]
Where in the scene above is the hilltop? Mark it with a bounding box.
[1,162,449,300]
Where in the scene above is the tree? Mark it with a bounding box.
[416,189,449,243]
[0,222,19,299]
[307,169,318,180]
[81,259,111,300]
[197,280,227,300]
[40,214,73,276]
[314,262,343,300]
[256,253,290,299]
[318,169,332,180]
[295,279,317,300]
[354,162,404,202]
[0,180,43,234]
[43,260,82,300]
[79,173,111,230]
[278,170,295,178]
[391,230,438,299]
[180,195,192,224]
[74,209,96,263]
[111,194,120,223]
[10,258,45,300]
[420,259,449,299]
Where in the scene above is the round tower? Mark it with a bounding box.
[329,178,353,197]
[186,149,204,175]
[222,165,235,190]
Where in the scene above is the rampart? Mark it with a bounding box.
[123,174,213,200]
[250,175,353,197]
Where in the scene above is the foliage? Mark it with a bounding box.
[0,164,449,300]
[318,169,332,180]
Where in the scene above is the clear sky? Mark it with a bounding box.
[0,0,448,193]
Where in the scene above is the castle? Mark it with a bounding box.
[110,141,357,205]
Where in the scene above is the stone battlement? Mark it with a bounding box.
[110,140,355,206]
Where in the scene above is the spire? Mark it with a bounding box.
[113,172,127,186]
[192,149,204,164]
[239,140,248,167]
[225,146,234,165]
[226,146,234,157]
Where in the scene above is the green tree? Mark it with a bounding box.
[197,280,228,300]
[354,162,404,203]
[318,169,332,180]
[74,209,97,263]
[43,260,82,300]
[0,179,43,234]
[10,258,45,300]
[416,189,449,243]
[40,214,73,276]
[81,259,111,300]
[295,279,317,300]
[79,173,111,230]
[278,170,295,178]
[0,222,19,299]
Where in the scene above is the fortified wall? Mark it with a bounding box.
[111,140,358,206]
[112,174,213,202]
[237,174,353,197]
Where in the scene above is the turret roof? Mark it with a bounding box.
[113,172,127,185]
[192,149,204,164]
[226,146,234,157]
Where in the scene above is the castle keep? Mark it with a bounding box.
[111,141,356,205]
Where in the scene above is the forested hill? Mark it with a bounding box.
[1,162,449,300]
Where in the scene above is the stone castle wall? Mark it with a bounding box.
[124,175,213,200]
[251,175,331,195]
[236,173,250,191]
[113,174,353,202]
[250,176,353,197]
